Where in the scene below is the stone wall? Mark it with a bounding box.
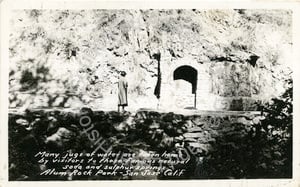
[159,56,262,111]
[9,108,267,180]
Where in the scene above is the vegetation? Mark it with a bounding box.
[199,78,292,178]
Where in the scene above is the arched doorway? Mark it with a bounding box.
[173,65,198,109]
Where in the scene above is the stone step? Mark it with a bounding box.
[187,143,211,154]
[188,142,207,148]
[184,137,198,142]
[183,132,205,138]
[187,126,203,132]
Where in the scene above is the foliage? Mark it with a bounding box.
[258,78,292,177]
[198,78,292,178]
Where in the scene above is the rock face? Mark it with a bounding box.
[9,9,292,110]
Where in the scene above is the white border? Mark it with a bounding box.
[1,1,300,187]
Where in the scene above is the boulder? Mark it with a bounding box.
[45,127,75,150]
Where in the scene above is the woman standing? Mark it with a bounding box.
[118,71,128,112]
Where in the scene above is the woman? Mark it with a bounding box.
[118,71,128,112]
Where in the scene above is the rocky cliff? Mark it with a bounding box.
[9,9,292,110]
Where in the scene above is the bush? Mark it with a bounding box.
[198,78,292,178]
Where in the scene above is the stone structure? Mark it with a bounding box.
[8,108,265,180]
[159,54,259,111]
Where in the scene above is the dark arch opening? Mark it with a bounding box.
[173,65,198,94]
[173,65,198,108]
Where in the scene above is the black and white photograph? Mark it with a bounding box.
[1,1,299,185]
